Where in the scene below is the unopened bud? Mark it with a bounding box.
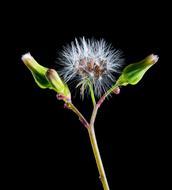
[22,53,50,88]
[46,69,71,100]
[22,53,71,101]
[116,54,159,86]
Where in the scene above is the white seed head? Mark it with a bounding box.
[58,37,124,97]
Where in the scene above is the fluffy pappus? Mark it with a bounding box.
[58,37,124,98]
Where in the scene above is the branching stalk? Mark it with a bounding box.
[68,93,113,190]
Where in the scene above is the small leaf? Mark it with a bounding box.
[116,54,159,86]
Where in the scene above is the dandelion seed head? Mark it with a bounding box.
[58,37,124,97]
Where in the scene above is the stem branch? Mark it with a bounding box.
[68,102,89,128]
[66,85,121,190]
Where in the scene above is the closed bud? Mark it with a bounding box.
[22,53,71,101]
[22,53,50,89]
[46,69,71,100]
[116,54,159,86]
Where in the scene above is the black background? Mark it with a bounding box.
[3,1,168,189]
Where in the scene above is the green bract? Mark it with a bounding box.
[22,53,71,100]
[116,54,159,86]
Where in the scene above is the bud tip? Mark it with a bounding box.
[149,54,159,64]
[21,52,32,61]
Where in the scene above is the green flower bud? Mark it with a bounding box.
[116,54,159,86]
[46,69,71,100]
[22,53,50,89]
[22,53,71,100]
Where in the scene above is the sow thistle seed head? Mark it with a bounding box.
[58,37,124,98]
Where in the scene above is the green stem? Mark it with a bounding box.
[104,83,119,100]
[68,102,89,128]
[86,84,120,189]
[88,127,110,190]
[67,101,110,190]
[88,82,96,107]
[67,84,119,190]
[89,84,118,128]
[90,104,99,127]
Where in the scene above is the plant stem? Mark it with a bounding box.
[104,84,119,99]
[89,99,110,190]
[87,85,120,189]
[68,102,89,128]
[90,84,119,127]
[67,100,111,190]
[90,104,99,127]
[88,127,110,190]
[88,82,96,107]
